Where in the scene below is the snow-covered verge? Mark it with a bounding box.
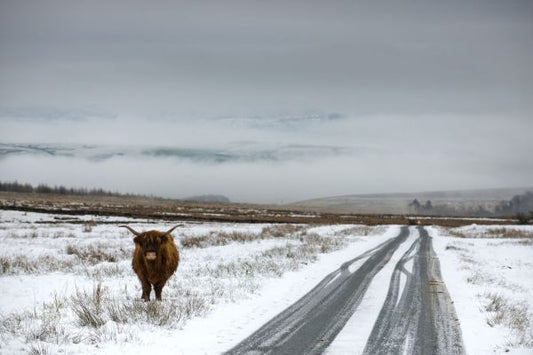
[450,224,533,239]
[431,225,533,354]
[0,210,387,354]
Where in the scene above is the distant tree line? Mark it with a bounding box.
[0,181,140,198]
[409,190,533,222]
[494,191,533,215]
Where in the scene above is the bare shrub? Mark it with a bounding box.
[514,239,533,246]
[87,263,128,278]
[448,227,533,239]
[302,232,344,253]
[181,230,272,249]
[105,293,208,327]
[484,292,532,347]
[261,224,303,238]
[1,294,69,345]
[188,231,344,282]
[449,230,467,238]
[485,293,506,326]
[106,299,182,326]
[66,244,127,264]
[70,283,106,328]
[180,235,207,248]
[0,255,75,275]
[68,282,209,330]
[29,343,50,355]
[484,228,533,239]
[339,225,379,236]
[6,231,39,239]
[25,316,63,343]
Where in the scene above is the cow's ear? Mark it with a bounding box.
[134,235,143,245]
[160,234,171,243]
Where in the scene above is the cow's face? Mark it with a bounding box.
[134,232,171,261]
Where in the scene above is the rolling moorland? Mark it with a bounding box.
[0,188,526,227]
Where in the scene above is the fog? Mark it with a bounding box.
[1,0,532,203]
[2,114,531,203]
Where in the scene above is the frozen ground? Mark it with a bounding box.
[1,210,532,354]
[0,210,384,354]
[432,225,533,354]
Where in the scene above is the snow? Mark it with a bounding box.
[0,210,393,354]
[1,209,532,354]
[0,273,80,314]
[91,226,401,354]
[326,227,419,354]
[431,226,533,354]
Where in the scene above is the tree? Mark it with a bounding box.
[409,199,421,213]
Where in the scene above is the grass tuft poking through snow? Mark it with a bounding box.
[483,293,532,347]
[66,244,127,264]
[71,283,107,328]
[180,224,304,249]
[449,226,533,239]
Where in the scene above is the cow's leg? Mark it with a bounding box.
[154,281,167,301]
[141,280,152,301]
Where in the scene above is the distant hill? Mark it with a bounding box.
[183,194,231,203]
[287,187,533,215]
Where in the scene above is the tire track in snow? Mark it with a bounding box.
[363,226,465,355]
[225,227,410,355]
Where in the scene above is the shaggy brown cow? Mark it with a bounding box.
[120,225,181,301]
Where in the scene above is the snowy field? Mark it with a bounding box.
[432,225,533,354]
[0,210,384,354]
[0,210,532,354]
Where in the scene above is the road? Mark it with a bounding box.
[225,226,464,355]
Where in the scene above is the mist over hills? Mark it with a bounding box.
[0,142,349,164]
[1,141,531,205]
[288,187,533,215]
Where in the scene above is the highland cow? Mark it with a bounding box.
[120,225,181,301]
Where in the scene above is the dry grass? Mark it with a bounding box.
[261,224,304,237]
[0,255,76,275]
[484,228,533,239]
[28,343,51,355]
[1,294,70,345]
[338,225,380,236]
[0,243,129,275]
[71,283,106,328]
[180,231,264,248]
[180,225,305,249]
[3,190,516,226]
[484,292,532,347]
[65,243,127,264]
[449,227,533,239]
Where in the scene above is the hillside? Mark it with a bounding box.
[287,187,533,214]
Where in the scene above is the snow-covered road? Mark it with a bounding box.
[227,227,464,355]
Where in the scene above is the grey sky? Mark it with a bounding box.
[1,0,532,203]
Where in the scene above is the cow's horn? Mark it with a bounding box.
[120,225,141,236]
[163,224,183,236]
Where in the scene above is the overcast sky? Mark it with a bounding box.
[1,0,532,203]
